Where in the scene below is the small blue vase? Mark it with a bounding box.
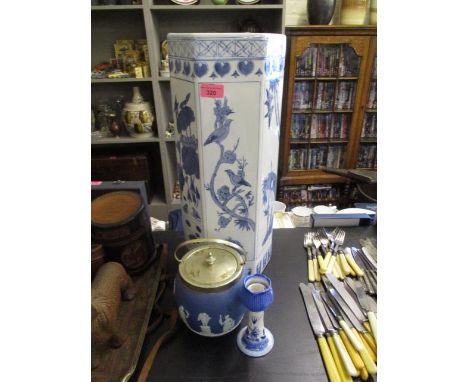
[237,274,274,357]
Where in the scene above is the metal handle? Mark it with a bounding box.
[174,237,247,263]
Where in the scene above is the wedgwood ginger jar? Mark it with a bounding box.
[168,33,286,273]
[122,86,154,138]
[173,238,248,337]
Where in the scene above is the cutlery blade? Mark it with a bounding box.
[361,247,377,270]
[323,274,367,323]
[327,286,366,332]
[310,284,335,333]
[346,279,371,313]
[299,283,325,337]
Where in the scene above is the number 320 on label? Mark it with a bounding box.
[200,84,224,98]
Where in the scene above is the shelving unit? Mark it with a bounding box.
[278,26,377,208]
[91,0,285,219]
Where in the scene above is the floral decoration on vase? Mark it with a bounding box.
[204,97,255,232]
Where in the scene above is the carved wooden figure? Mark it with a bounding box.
[91,262,135,369]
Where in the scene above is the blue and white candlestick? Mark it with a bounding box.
[237,274,274,357]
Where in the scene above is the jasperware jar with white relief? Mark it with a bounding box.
[173,238,248,337]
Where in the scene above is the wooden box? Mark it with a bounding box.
[91,154,153,201]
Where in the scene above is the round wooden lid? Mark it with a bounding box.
[91,191,142,226]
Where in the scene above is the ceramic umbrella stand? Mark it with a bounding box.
[168,33,286,273]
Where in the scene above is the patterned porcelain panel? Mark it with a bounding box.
[169,33,286,273]
[172,79,204,240]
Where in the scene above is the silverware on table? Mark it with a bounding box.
[326,228,345,275]
[321,291,368,380]
[321,287,377,375]
[345,279,378,345]
[299,283,341,382]
[351,248,377,296]
[310,284,358,379]
[312,232,326,275]
[303,233,315,282]
[317,229,332,273]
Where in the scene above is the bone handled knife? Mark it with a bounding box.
[321,291,366,373]
[321,291,377,375]
[323,276,377,355]
[309,284,358,378]
[346,279,377,345]
[299,283,341,382]
[344,247,364,277]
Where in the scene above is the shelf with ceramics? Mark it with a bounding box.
[91,5,143,11]
[152,13,283,46]
[92,85,158,140]
[151,0,283,7]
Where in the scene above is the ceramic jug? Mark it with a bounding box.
[122,86,154,138]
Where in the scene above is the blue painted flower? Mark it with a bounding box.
[182,145,199,178]
[217,185,231,202]
[176,104,195,133]
[214,98,234,124]
[178,165,185,192]
[262,171,277,204]
[222,150,237,164]
[181,135,198,148]
[218,215,231,228]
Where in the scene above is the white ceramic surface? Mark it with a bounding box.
[313,205,337,214]
[336,207,376,215]
[168,33,286,274]
[273,201,287,213]
[291,206,312,227]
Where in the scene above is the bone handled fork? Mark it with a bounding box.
[308,232,320,282]
[326,229,345,274]
[304,233,315,282]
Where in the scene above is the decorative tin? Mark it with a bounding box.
[173,238,248,337]
[168,33,286,274]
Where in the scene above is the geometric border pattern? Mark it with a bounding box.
[168,36,268,60]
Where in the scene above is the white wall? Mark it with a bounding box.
[285,0,308,26]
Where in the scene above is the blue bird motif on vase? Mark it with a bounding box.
[204,97,255,232]
[225,169,251,188]
[204,118,233,146]
[261,170,277,246]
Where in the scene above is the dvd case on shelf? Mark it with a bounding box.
[356,143,377,169]
[310,114,319,139]
[338,45,361,77]
[289,146,308,170]
[293,81,313,110]
[330,113,350,139]
[314,81,335,110]
[335,81,356,110]
[361,113,377,138]
[278,183,342,208]
[319,113,332,138]
[291,114,311,140]
[296,44,318,77]
[366,80,377,109]
[316,45,340,77]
